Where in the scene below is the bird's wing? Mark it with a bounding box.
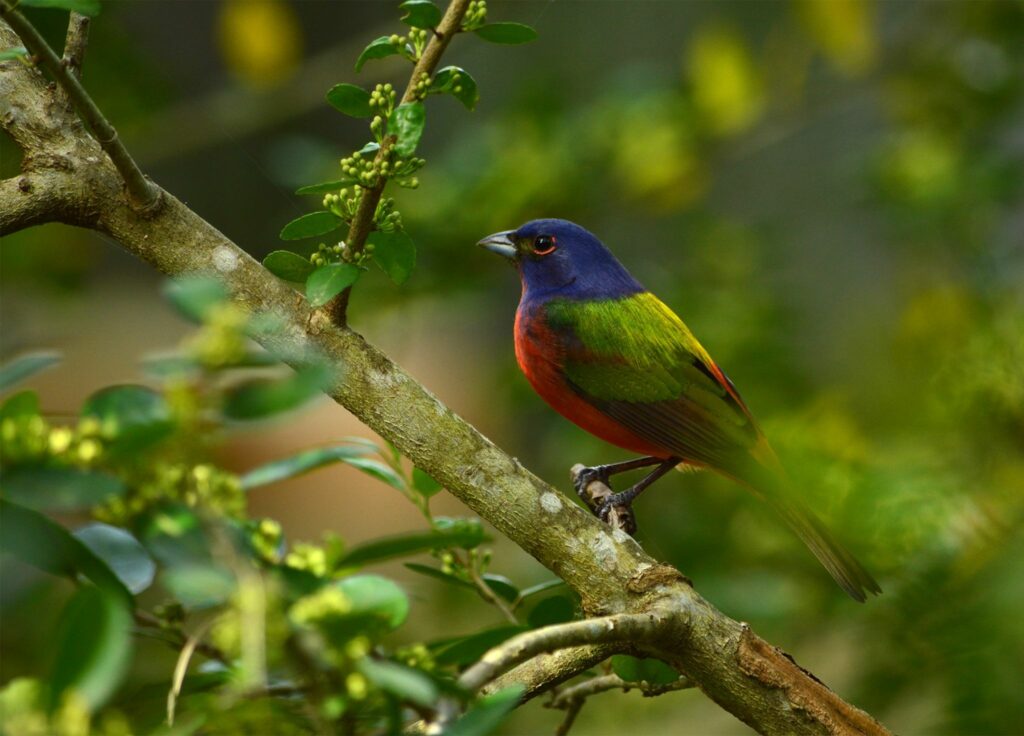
[544,292,767,475]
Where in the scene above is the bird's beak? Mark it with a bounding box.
[477,231,517,261]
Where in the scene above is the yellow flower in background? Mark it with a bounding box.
[687,25,764,137]
[218,0,302,88]
[796,0,876,77]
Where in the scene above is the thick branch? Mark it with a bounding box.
[0,2,159,212]
[0,20,891,736]
[329,0,472,325]
[459,614,665,694]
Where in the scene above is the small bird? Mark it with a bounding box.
[479,219,880,601]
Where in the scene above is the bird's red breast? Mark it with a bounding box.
[514,303,672,458]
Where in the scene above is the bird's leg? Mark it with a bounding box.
[597,457,680,535]
[572,456,662,508]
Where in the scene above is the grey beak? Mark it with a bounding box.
[477,231,517,260]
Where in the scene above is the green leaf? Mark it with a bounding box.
[338,574,409,629]
[0,466,125,512]
[74,524,156,595]
[609,654,681,686]
[473,22,538,44]
[526,595,575,628]
[333,455,405,489]
[0,498,132,608]
[164,277,227,322]
[280,211,343,241]
[0,389,39,419]
[0,351,60,393]
[388,102,425,157]
[263,250,316,283]
[404,562,474,591]
[222,364,332,421]
[135,505,212,569]
[368,230,416,285]
[445,685,524,736]
[326,83,373,118]
[411,467,443,498]
[20,0,101,17]
[358,658,437,706]
[240,444,376,489]
[433,626,526,667]
[305,263,363,307]
[339,526,490,567]
[0,46,27,62]
[49,587,132,715]
[517,579,565,600]
[295,178,359,196]
[429,66,480,110]
[355,36,401,72]
[162,565,236,609]
[400,0,442,29]
[482,574,518,603]
[81,384,174,454]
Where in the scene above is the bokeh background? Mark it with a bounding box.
[2,1,1023,734]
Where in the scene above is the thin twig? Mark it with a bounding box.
[0,1,161,212]
[62,11,89,80]
[133,610,230,665]
[328,0,472,326]
[167,617,217,726]
[549,673,694,710]
[458,613,666,694]
[554,698,584,736]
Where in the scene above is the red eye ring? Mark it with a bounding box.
[532,235,557,256]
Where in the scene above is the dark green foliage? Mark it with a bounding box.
[279,211,343,241]
[305,262,362,306]
[0,351,60,392]
[388,102,426,157]
[430,66,480,110]
[355,36,402,72]
[368,230,417,284]
[19,0,100,17]
[326,83,373,118]
[400,0,442,30]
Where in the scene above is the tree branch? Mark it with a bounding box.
[0,1,160,212]
[482,645,617,702]
[549,673,695,710]
[328,0,472,325]
[0,14,892,736]
[62,11,89,80]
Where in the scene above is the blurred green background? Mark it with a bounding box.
[2,1,1023,734]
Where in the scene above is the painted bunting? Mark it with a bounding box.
[479,218,880,601]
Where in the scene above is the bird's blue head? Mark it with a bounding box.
[478,219,643,301]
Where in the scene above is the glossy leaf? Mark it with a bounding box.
[445,685,524,736]
[20,0,101,17]
[81,384,174,454]
[326,83,372,117]
[262,250,315,283]
[0,389,39,419]
[162,564,236,609]
[433,626,525,667]
[358,658,437,706]
[610,654,681,686]
[279,211,343,241]
[517,579,565,600]
[473,22,538,45]
[482,574,519,603]
[135,505,212,569]
[355,36,400,72]
[368,230,416,285]
[49,587,132,714]
[338,574,409,629]
[240,444,376,489]
[222,364,332,421]
[429,66,480,110]
[74,524,156,595]
[411,467,443,497]
[388,102,425,157]
[404,562,474,591]
[295,178,358,195]
[526,595,575,628]
[0,351,60,392]
[400,0,442,29]
[339,526,490,567]
[164,277,227,322]
[305,263,362,307]
[0,499,132,607]
[0,466,125,512]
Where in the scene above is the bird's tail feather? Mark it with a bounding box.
[768,496,881,602]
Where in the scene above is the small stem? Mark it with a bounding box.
[463,553,519,625]
[554,698,584,736]
[549,673,694,710]
[327,0,472,326]
[0,1,161,212]
[62,11,89,80]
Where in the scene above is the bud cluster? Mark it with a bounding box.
[0,412,106,467]
[463,0,488,30]
[95,462,245,526]
[368,82,396,119]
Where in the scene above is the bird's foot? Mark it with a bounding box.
[596,496,637,536]
[572,464,611,512]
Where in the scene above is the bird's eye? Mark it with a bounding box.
[532,235,557,256]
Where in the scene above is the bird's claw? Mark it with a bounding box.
[573,465,610,511]
[597,499,637,536]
